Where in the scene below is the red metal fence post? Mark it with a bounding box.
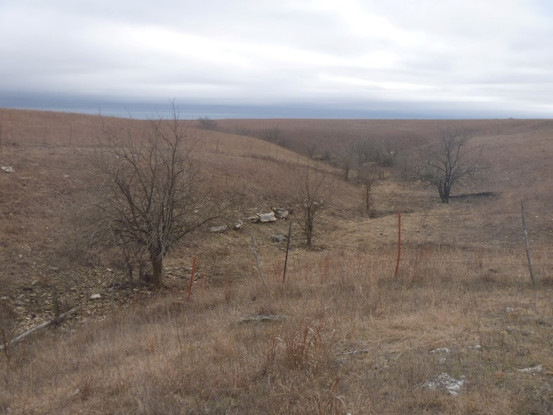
[394,212,401,278]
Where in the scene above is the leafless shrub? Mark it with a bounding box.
[335,139,396,183]
[197,116,218,131]
[335,143,356,181]
[406,126,482,203]
[295,166,332,248]
[357,164,381,215]
[89,105,220,287]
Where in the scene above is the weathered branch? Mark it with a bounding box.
[0,306,80,351]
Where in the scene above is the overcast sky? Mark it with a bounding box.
[1,0,553,118]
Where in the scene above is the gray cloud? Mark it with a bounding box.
[1,0,553,117]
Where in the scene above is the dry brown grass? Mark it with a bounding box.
[2,247,553,414]
[213,118,553,160]
[1,109,553,414]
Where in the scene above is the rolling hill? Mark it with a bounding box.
[1,109,553,414]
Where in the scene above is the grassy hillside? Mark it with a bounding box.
[0,109,361,328]
[213,117,553,159]
[1,109,553,414]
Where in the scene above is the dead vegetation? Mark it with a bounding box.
[1,109,553,414]
[2,248,553,414]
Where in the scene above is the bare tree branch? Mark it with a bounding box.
[406,126,481,203]
[89,106,219,287]
[295,166,332,248]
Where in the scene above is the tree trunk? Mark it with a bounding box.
[306,225,313,248]
[126,261,134,281]
[151,254,164,288]
[365,183,371,213]
[442,187,450,203]
[306,217,313,248]
[305,206,313,248]
[438,184,450,203]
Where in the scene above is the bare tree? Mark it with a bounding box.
[335,142,357,182]
[306,142,318,160]
[197,116,218,130]
[91,107,219,288]
[374,141,397,167]
[357,165,381,215]
[335,139,396,183]
[409,127,480,203]
[296,167,332,248]
[261,127,282,144]
[352,138,397,168]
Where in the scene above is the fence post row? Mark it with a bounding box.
[394,211,401,278]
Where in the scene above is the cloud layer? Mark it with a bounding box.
[1,0,553,117]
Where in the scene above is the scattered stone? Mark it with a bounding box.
[272,207,289,219]
[339,348,370,356]
[258,212,277,223]
[89,293,102,300]
[423,372,465,396]
[517,365,544,374]
[239,314,286,324]
[1,166,15,173]
[247,215,260,223]
[209,225,228,233]
[469,344,482,350]
[270,234,287,243]
[430,347,450,354]
[430,347,450,363]
[233,220,244,230]
[14,300,25,307]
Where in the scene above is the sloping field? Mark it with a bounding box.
[1,109,553,414]
[0,108,361,323]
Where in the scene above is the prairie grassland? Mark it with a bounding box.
[1,109,553,414]
[2,246,553,414]
[214,117,553,159]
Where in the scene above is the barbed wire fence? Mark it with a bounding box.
[237,203,552,287]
